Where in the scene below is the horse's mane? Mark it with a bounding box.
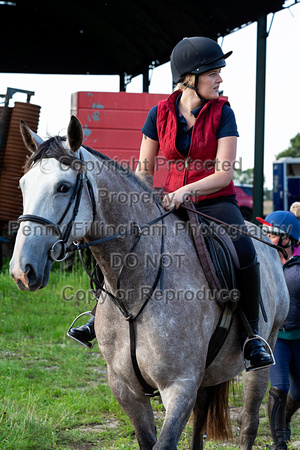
[82,144,153,193]
[24,136,159,198]
[24,136,77,173]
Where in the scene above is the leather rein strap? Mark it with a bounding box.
[181,204,289,260]
[16,149,169,397]
[17,151,283,396]
[79,204,169,398]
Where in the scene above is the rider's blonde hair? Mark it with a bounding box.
[173,74,196,92]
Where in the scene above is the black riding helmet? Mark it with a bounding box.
[171,36,232,87]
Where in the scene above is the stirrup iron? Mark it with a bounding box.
[242,334,275,372]
[67,311,96,349]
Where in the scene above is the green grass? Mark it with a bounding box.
[1,258,300,449]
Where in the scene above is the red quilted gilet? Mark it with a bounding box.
[156,90,236,202]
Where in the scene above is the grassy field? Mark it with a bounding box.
[1,258,299,449]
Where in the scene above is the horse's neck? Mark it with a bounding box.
[84,150,164,292]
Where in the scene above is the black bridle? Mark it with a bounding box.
[17,152,172,263]
[17,152,172,397]
[18,155,97,261]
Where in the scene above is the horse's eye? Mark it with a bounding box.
[57,184,70,193]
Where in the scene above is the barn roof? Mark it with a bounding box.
[0,0,285,78]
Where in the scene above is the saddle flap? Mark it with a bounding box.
[186,205,238,304]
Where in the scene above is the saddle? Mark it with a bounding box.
[186,205,240,301]
[185,205,241,368]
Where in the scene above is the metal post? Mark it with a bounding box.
[253,15,267,221]
[119,73,126,92]
[142,68,149,93]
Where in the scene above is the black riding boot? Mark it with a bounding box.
[267,387,288,449]
[68,316,96,347]
[238,256,274,371]
[284,394,300,441]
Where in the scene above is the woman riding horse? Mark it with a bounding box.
[69,36,273,371]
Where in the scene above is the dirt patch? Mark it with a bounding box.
[79,419,119,433]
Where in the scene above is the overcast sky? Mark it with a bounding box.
[1,1,300,188]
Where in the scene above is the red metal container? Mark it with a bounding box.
[71,91,169,188]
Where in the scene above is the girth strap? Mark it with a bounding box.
[129,320,159,397]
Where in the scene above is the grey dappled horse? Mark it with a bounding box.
[10,116,289,449]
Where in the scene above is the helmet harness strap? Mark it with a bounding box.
[278,236,292,250]
[182,74,206,103]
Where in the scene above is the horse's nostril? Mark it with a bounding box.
[25,264,39,285]
[15,264,37,290]
[25,264,33,278]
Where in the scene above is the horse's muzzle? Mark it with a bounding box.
[10,259,51,291]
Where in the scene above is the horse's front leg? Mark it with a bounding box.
[239,368,270,449]
[107,366,157,449]
[154,380,198,450]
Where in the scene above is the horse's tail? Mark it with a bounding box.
[202,380,233,442]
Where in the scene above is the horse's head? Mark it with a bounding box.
[10,116,95,291]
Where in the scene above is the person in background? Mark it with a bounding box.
[257,206,300,450]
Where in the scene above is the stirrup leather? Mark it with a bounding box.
[242,334,275,372]
[67,311,96,349]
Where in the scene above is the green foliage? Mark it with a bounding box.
[276,132,300,159]
[233,168,254,185]
[0,262,299,448]
[0,264,129,449]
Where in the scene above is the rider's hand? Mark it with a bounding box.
[161,189,191,210]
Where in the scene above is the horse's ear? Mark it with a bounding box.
[67,115,83,153]
[20,120,44,153]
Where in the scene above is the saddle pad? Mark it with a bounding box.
[186,206,238,305]
[199,216,237,292]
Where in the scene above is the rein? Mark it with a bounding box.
[67,206,173,253]
[181,204,289,260]
[17,148,286,396]
[16,150,171,397]
[78,203,169,398]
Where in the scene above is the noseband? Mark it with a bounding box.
[17,155,97,262]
